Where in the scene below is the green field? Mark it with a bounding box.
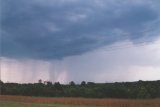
[0,101,96,107]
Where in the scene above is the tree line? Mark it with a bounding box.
[0,80,160,98]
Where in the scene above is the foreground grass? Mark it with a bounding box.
[0,101,94,107]
[0,95,160,107]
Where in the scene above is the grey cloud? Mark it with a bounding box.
[1,0,160,60]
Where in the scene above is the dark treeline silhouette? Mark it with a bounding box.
[0,80,160,98]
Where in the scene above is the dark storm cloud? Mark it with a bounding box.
[1,0,160,60]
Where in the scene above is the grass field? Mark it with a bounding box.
[0,95,160,107]
[0,101,92,107]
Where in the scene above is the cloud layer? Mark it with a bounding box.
[1,0,160,60]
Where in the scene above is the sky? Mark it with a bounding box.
[0,0,160,84]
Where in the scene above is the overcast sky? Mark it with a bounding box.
[0,0,160,83]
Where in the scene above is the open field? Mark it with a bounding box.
[0,101,92,107]
[0,95,160,107]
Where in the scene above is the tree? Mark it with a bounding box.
[69,81,76,86]
[137,86,150,98]
[81,81,86,86]
[54,82,62,90]
[45,81,52,86]
[87,82,95,86]
[0,80,3,95]
[38,79,42,84]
